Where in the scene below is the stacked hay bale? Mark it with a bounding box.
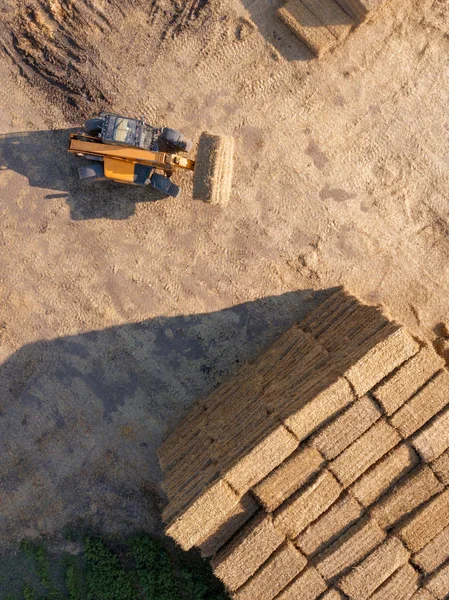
[277,0,385,58]
[159,289,449,599]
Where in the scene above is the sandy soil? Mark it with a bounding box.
[0,0,448,548]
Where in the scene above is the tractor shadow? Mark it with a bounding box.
[0,129,169,220]
[0,288,337,550]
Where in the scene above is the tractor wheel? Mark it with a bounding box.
[78,164,107,182]
[84,118,103,135]
[193,132,234,206]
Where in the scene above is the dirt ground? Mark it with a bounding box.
[0,0,448,550]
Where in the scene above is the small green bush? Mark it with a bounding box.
[84,537,135,600]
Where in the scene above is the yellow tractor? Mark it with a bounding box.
[68,113,234,205]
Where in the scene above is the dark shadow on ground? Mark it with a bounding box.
[239,0,354,61]
[0,288,337,550]
[0,129,170,220]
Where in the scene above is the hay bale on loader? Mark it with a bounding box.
[193,132,235,206]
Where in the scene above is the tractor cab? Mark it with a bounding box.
[101,114,159,150]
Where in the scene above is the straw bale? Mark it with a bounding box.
[316,517,386,580]
[277,1,337,58]
[165,478,239,550]
[426,561,449,599]
[253,446,324,512]
[410,591,438,600]
[334,0,382,22]
[162,450,215,500]
[299,289,366,339]
[413,525,449,574]
[283,376,355,443]
[390,371,449,439]
[337,536,410,599]
[370,466,443,529]
[413,406,449,462]
[198,493,259,558]
[296,494,363,556]
[373,346,443,416]
[368,564,419,600]
[397,490,449,553]
[344,327,419,397]
[275,566,327,599]
[330,419,401,487]
[162,462,221,524]
[311,395,381,460]
[350,443,419,507]
[232,542,307,600]
[431,449,449,485]
[221,424,299,494]
[274,470,342,538]
[319,590,345,600]
[211,512,285,591]
[301,0,354,39]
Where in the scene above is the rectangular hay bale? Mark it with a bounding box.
[370,466,443,529]
[316,517,386,581]
[343,327,419,397]
[295,494,363,556]
[274,470,342,539]
[198,493,260,558]
[275,566,327,600]
[311,395,382,460]
[253,445,324,512]
[397,490,449,553]
[283,376,355,443]
[277,0,337,58]
[221,423,299,495]
[301,0,354,39]
[211,512,285,591]
[330,419,401,487]
[389,371,449,439]
[232,542,307,600]
[410,591,438,600]
[413,525,449,574]
[412,406,449,462]
[338,536,410,600]
[368,564,419,600]
[165,478,239,551]
[350,443,419,507]
[373,345,444,416]
[426,561,449,600]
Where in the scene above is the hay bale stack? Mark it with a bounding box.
[277,0,337,58]
[274,470,342,538]
[350,443,419,507]
[425,562,449,599]
[253,446,324,511]
[329,419,401,487]
[198,493,259,558]
[311,395,382,460]
[389,371,449,439]
[275,566,327,599]
[316,517,386,580]
[367,564,419,600]
[211,512,284,591]
[373,346,444,416]
[412,407,449,462]
[337,537,410,599]
[296,494,363,556]
[232,542,307,600]
[412,525,449,574]
[370,466,443,529]
[397,490,449,553]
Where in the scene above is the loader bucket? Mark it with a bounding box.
[193,132,234,206]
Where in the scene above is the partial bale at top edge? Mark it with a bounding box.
[193,132,235,206]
